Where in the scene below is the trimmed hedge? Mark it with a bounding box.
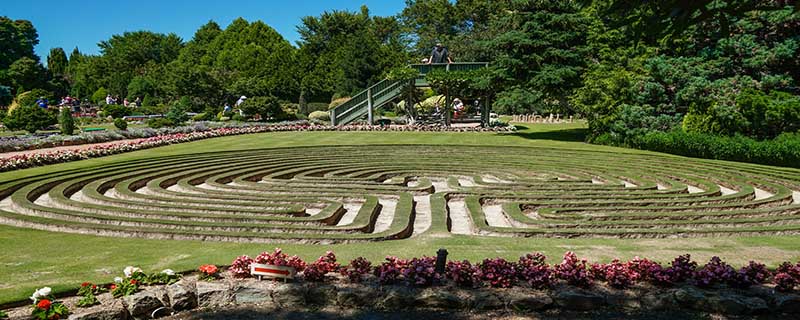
[594,131,800,168]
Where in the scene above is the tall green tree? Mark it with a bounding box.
[0,17,39,70]
[486,0,592,115]
[7,56,46,92]
[46,47,68,77]
[298,6,408,100]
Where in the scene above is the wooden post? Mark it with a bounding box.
[330,108,337,126]
[367,88,374,125]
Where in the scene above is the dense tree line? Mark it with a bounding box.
[1,1,798,146]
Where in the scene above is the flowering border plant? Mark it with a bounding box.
[30,287,69,320]
[76,282,106,307]
[198,264,220,281]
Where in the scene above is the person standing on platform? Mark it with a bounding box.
[427,43,452,64]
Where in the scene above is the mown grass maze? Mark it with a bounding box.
[2,144,800,243]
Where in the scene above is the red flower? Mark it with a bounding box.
[199,264,218,275]
[37,298,51,310]
[91,285,97,290]
[81,282,91,287]
[109,284,117,290]
[130,279,138,285]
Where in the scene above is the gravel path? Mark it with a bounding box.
[447,199,474,235]
[372,197,397,233]
[411,195,432,236]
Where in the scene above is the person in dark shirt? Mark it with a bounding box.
[428,43,452,64]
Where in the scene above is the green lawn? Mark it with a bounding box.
[1,122,799,305]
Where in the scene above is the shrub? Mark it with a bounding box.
[303,251,340,282]
[446,260,479,288]
[729,261,771,288]
[59,107,75,135]
[91,87,108,104]
[341,257,372,283]
[597,129,800,169]
[554,252,592,288]
[775,273,797,292]
[775,262,800,292]
[101,104,132,119]
[113,118,128,131]
[477,258,517,288]
[594,260,639,289]
[668,254,698,283]
[16,89,55,108]
[146,118,174,129]
[309,111,330,122]
[329,97,351,110]
[402,256,441,287]
[239,96,284,121]
[254,248,307,272]
[229,255,254,278]
[692,256,736,288]
[517,253,552,289]
[165,101,190,125]
[3,105,57,133]
[231,114,246,122]
[141,94,155,108]
[375,256,409,285]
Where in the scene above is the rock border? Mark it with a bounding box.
[3,274,800,319]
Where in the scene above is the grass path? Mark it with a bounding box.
[1,122,798,305]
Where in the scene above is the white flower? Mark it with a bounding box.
[30,287,51,302]
[161,269,175,276]
[114,277,123,283]
[123,266,143,278]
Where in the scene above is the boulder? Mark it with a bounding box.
[271,283,308,307]
[122,291,165,320]
[166,280,197,311]
[233,285,272,305]
[379,286,415,310]
[673,287,708,310]
[640,292,676,310]
[196,281,232,308]
[336,285,378,307]
[554,290,605,311]
[68,299,128,320]
[605,292,641,310]
[470,290,504,310]
[506,291,553,311]
[776,294,800,314]
[305,284,337,306]
[415,289,463,309]
[708,295,768,315]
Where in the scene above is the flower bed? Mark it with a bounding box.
[3,250,800,318]
[0,122,515,172]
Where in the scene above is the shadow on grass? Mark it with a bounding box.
[511,126,589,142]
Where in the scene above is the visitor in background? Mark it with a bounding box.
[223,102,232,114]
[453,98,465,118]
[123,98,129,107]
[134,96,142,107]
[427,43,452,64]
[36,97,48,108]
[105,94,113,105]
[236,96,247,107]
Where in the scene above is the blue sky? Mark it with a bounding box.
[1,0,406,61]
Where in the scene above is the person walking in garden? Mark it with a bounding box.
[428,43,452,64]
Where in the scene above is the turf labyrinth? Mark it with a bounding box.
[1,144,800,243]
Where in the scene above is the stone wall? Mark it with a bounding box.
[3,275,800,319]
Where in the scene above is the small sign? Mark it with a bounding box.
[251,263,296,280]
